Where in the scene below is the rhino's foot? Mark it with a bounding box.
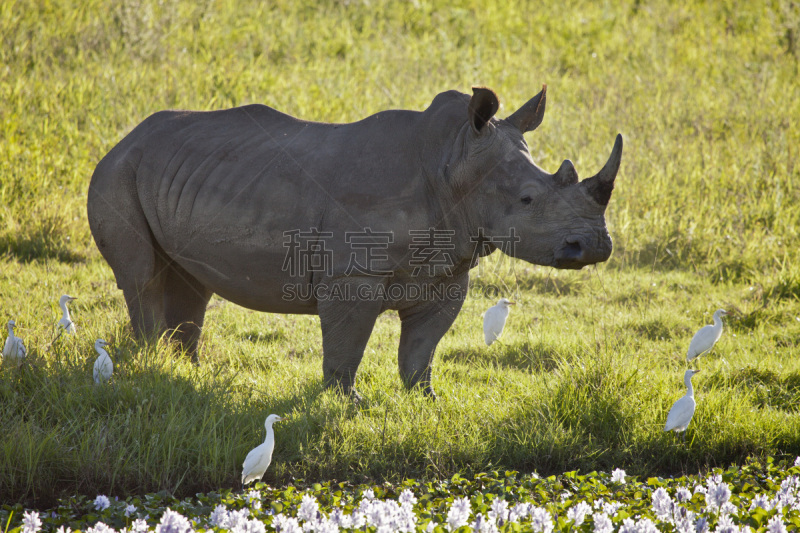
[422,385,437,400]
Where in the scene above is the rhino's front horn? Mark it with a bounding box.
[583,134,623,206]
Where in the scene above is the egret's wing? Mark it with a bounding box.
[3,336,12,358]
[242,442,272,484]
[664,396,696,431]
[18,339,26,357]
[687,325,713,359]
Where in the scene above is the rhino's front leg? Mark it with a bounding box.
[318,280,384,402]
[397,278,467,397]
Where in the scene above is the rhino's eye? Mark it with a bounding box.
[520,195,532,205]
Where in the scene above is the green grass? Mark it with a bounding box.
[2,0,800,508]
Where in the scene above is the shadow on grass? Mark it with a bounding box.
[0,348,326,508]
[0,235,85,264]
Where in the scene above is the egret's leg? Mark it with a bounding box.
[163,262,213,362]
[397,277,467,397]
[318,280,384,402]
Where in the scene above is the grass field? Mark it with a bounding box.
[1,0,800,508]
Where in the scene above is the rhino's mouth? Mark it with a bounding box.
[553,237,611,269]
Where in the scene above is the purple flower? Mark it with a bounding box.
[469,513,498,533]
[652,487,674,520]
[611,469,626,484]
[22,511,42,533]
[155,508,192,533]
[528,506,553,533]
[676,486,693,503]
[767,515,787,533]
[705,481,731,511]
[695,515,709,533]
[125,505,138,518]
[94,495,112,512]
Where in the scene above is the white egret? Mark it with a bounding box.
[242,414,283,485]
[687,309,727,363]
[93,339,113,383]
[664,369,700,442]
[483,298,515,346]
[58,295,78,335]
[3,320,27,365]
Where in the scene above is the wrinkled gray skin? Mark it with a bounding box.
[88,86,622,399]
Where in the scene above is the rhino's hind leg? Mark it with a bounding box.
[397,281,467,397]
[163,262,213,362]
[318,282,384,401]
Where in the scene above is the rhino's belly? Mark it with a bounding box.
[165,238,319,314]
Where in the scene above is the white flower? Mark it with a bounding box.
[508,502,530,523]
[362,489,375,501]
[592,512,612,533]
[488,499,508,525]
[87,523,115,533]
[209,505,229,528]
[22,511,42,533]
[425,521,437,533]
[694,485,708,495]
[298,494,320,523]
[94,495,112,512]
[528,506,553,533]
[794,456,800,467]
[56,527,73,533]
[601,500,623,517]
[566,501,591,526]
[652,487,674,520]
[446,497,471,531]
[246,490,262,511]
[766,515,787,533]
[398,489,417,507]
[155,508,192,533]
[618,518,638,533]
[125,505,138,518]
[130,519,149,533]
[611,468,626,484]
[635,517,659,533]
[272,515,302,533]
[714,514,739,533]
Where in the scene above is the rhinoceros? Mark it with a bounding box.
[87,85,622,399]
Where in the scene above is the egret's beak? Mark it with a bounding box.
[508,301,516,305]
[275,416,285,422]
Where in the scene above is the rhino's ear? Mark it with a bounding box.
[468,86,499,133]
[506,85,547,133]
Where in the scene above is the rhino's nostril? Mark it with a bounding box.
[563,240,582,259]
